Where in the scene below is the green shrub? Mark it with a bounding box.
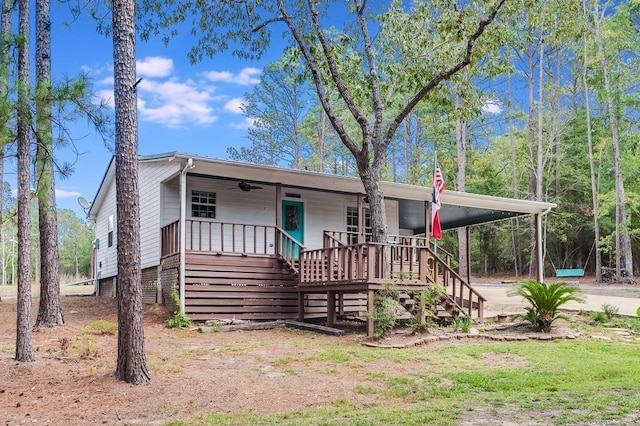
[592,311,606,325]
[451,316,463,332]
[407,284,447,331]
[508,280,585,332]
[82,320,118,335]
[372,293,396,338]
[601,303,619,320]
[460,316,472,333]
[167,284,192,329]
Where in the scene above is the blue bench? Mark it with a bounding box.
[556,268,585,278]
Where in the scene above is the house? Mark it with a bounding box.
[88,152,555,336]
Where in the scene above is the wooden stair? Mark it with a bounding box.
[184,252,299,321]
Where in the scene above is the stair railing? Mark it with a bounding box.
[275,226,305,273]
[433,256,486,319]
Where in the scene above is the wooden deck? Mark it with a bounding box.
[161,221,486,334]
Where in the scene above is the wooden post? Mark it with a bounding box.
[357,193,364,244]
[298,291,305,321]
[424,200,430,237]
[367,289,375,337]
[275,183,282,254]
[419,290,426,326]
[465,226,471,284]
[535,213,544,283]
[327,291,336,327]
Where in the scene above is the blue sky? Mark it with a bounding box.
[4,3,507,219]
[5,4,280,218]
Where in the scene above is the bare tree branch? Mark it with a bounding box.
[276,0,361,156]
[384,0,508,147]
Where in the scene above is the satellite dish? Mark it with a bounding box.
[78,197,91,210]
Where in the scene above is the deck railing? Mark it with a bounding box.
[185,219,279,255]
[438,258,485,319]
[299,242,433,285]
[160,219,304,263]
[301,240,485,319]
[276,226,304,273]
[161,220,180,258]
[323,230,453,266]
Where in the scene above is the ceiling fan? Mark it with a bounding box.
[238,181,263,192]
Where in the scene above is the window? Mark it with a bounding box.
[346,206,371,244]
[192,190,216,218]
[108,215,114,247]
[284,205,300,231]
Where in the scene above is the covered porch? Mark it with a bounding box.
[157,154,555,336]
[161,219,486,336]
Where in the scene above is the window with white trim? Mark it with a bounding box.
[108,214,114,247]
[346,206,371,244]
[192,190,216,218]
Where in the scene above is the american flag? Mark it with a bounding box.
[431,164,445,240]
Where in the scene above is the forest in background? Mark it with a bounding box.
[227,0,639,280]
[0,181,94,285]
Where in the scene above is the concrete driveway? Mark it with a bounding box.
[474,279,640,319]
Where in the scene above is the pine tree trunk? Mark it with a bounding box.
[112,0,150,384]
[582,0,602,282]
[0,0,13,289]
[15,0,34,362]
[526,48,537,277]
[455,93,468,280]
[35,0,63,328]
[593,1,633,281]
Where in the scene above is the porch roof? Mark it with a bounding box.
[89,152,556,231]
[161,152,553,230]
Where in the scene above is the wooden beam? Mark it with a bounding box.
[357,193,364,244]
[298,291,305,321]
[367,289,374,337]
[284,320,345,336]
[276,183,282,228]
[327,291,336,326]
[465,226,471,284]
[535,213,544,283]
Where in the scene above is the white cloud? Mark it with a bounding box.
[136,56,174,78]
[80,64,112,76]
[56,189,82,198]
[203,67,261,85]
[224,98,245,114]
[228,117,255,130]
[98,76,114,86]
[86,56,244,128]
[137,79,217,127]
[482,99,503,115]
[96,89,114,108]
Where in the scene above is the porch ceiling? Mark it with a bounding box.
[138,152,556,230]
[397,199,524,234]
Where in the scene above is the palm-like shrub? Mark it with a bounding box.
[508,280,585,332]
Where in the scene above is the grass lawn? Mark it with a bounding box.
[165,338,640,425]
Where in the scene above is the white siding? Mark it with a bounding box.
[139,163,182,269]
[95,176,118,279]
[95,166,403,279]
[184,178,400,251]
[291,189,398,249]
[94,161,181,279]
[161,176,180,226]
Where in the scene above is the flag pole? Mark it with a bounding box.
[432,151,438,255]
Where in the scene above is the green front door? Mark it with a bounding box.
[282,200,304,248]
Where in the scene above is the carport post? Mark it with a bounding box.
[535,213,544,283]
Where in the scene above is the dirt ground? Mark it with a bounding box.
[0,282,637,426]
